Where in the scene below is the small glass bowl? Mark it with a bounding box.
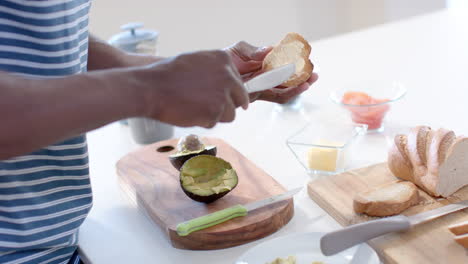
[286,121,367,176]
[330,81,407,132]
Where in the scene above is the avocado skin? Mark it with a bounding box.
[180,185,232,203]
[169,146,217,170]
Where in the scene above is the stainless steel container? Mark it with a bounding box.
[109,23,174,144]
[108,22,158,55]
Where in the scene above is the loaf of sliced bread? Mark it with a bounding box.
[353,181,419,217]
[262,32,313,87]
[388,126,468,197]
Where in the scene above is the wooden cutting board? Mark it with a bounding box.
[308,162,468,264]
[117,137,293,250]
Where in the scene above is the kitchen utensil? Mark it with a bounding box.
[307,162,468,263]
[176,187,301,236]
[117,137,294,250]
[244,63,295,93]
[321,200,468,255]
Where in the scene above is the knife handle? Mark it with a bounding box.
[320,215,411,256]
[176,204,248,236]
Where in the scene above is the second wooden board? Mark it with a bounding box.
[308,162,468,264]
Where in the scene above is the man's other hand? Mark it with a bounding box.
[225,41,318,104]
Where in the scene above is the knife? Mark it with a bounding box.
[244,63,295,94]
[176,187,302,236]
[320,200,468,256]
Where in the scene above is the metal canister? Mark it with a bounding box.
[108,23,174,144]
[108,22,158,55]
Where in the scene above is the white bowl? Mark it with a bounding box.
[235,232,379,264]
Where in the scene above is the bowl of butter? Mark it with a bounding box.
[286,121,367,176]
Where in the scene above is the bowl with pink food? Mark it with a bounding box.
[330,81,407,132]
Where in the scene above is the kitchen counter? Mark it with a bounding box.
[78,8,468,263]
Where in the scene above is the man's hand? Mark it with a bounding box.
[138,50,248,128]
[225,41,318,104]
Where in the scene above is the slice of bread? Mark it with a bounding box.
[262,32,313,87]
[388,126,468,197]
[353,181,419,217]
[388,135,413,182]
[449,220,468,249]
[454,233,468,249]
[448,220,468,235]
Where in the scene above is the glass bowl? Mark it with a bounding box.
[286,121,367,176]
[330,81,407,132]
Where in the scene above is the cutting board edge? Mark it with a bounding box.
[117,169,171,235]
[167,199,295,250]
[307,182,352,226]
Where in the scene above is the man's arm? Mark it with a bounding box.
[87,35,164,70]
[0,68,143,160]
[85,36,319,104]
[0,50,247,160]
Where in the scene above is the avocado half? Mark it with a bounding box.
[179,155,238,203]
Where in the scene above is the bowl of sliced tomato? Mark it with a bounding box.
[330,81,406,132]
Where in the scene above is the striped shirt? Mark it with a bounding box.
[0,0,92,263]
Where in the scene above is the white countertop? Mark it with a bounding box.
[79,8,468,263]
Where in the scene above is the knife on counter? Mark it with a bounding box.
[176,187,302,236]
[320,200,468,256]
[244,63,295,94]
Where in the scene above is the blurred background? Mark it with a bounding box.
[89,0,465,57]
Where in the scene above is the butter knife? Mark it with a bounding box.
[176,187,302,236]
[244,63,295,93]
[321,200,468,256]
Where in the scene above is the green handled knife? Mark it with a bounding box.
[176,187,302,236]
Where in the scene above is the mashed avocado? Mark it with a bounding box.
[266,256,296,264]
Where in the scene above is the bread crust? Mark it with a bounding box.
[406,126,430,183]
[416,126,431,166]
[353,181,419,217]
[437,129,456,164]
[262,32,313,87]
[388,135,413,181]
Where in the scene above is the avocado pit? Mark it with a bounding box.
[169,134,217,170]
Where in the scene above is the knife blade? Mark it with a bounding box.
[320,200,468,256]
[176,187,302,236]
[244,63,295,94]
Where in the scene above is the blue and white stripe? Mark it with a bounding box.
[0,1,92,263]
